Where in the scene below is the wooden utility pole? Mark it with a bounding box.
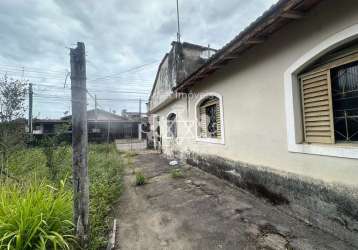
[28,83,33,134]
[70,42,89,248]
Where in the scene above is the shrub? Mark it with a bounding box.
[0,181,76,250]
[135,171,146,186]
[171,168,184,178]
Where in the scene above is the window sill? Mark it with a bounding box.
[288,142,358,159]
[196,137,225,145]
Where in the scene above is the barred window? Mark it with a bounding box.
[299,48,358,144]
[331,61,358,142]
[198,96,221,139]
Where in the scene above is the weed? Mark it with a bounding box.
[171,168,184,178]
[135,171,146,186]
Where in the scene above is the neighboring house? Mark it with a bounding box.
[32,119,68,135]
[148,0,358,244]
[62,109,141,141]
[121,109,148,122]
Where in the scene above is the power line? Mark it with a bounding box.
[97,98,145,102]
[87,61,159,82]
[0,64,68,74]
[33,83,152,94]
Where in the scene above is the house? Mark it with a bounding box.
[148,0,358,245]
[32,119,69,136]
[62,109,141,142]
[121,109,148,122]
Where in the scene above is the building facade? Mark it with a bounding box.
[148,0,358,245]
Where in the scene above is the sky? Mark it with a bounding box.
[0,0,277,119]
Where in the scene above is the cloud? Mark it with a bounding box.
[0,0,277,118]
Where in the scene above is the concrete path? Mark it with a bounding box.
[115,153,354,250]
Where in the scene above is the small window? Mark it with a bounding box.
[198,96,221,139]
[167,113,177,138]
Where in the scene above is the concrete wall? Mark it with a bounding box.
[150,55,172,110]
[154,0,358,187]
[150,43,216,111]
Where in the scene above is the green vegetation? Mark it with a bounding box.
[0,181,75,250]
[135,171,146,186]
[88,144,123,249]
[1,143,125,250]
[170,168,184,178]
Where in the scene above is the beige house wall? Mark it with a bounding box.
[154,0,358,186]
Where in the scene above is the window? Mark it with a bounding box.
[331,62,358,142]
[299,48,358,144]
[198,96,222,139]
[167,113,177,138]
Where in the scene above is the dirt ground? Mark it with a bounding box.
[115,153,355,250]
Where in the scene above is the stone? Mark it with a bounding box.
[184,180,192,184]
[160,240,168,246]
[257,234,287,250]
[234,202,253,213]
[257,220,291,237]
[245,224,260,239]
[287,238,315,250]
[258,220,277,234]
[275,225,291,237]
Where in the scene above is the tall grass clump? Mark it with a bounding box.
[88,144,123,250]
[0,181,76,250]
[135,171,146,186]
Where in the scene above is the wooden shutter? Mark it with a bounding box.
[216,103,221,138]
[199,105,207,138]
[300,69,335,144]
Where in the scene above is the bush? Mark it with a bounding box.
[0,181,76,250]
[171,168,184,178]
[135,171,146,186]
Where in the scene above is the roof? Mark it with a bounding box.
[174,41,217,52]
[175,0,322,92]
[33,119,67,124]
[62,109,131,122]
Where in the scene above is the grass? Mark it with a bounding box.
[171,168,184,178]
[135,171,146,186]
[88,144,123,249]
[1,143,126,250]
[0,180,76,250]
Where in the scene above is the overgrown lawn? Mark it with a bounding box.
[0,143,125,250]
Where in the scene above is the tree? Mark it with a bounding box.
[0,74,27,122]
[0,74,27,178]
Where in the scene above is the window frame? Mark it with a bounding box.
[195,92,225,144]
[284,24,358,159]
